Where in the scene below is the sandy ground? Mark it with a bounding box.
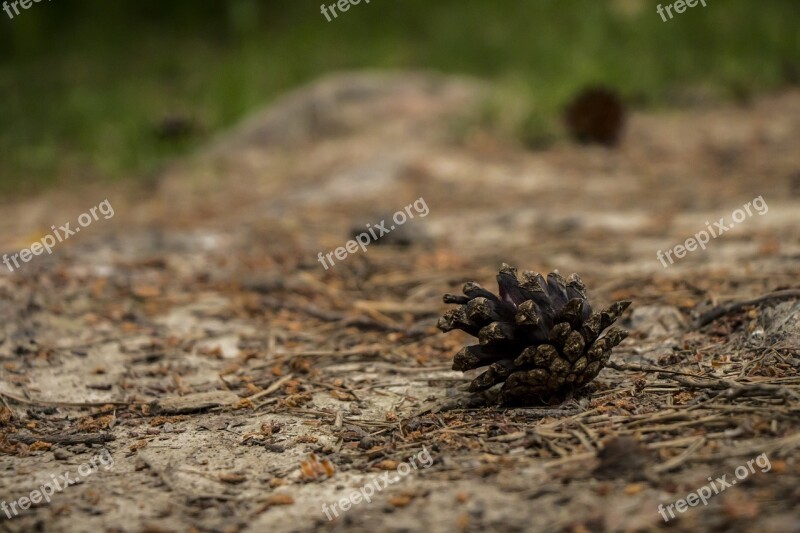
[1,73,799,532]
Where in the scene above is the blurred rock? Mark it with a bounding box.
[626,305,687,338]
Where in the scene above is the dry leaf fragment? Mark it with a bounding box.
[219,473,247,484]
[149,415,186,427]
[624,483,645,495]
[30,441,53,451]
[0,406,13,426]
[256,494,295,513]
[376,460,400,470]
[77,414,115,432]
[722,496,759,519]
[233,398,256,410]
[770,460,787,474]
[330,390,354,401]
[389,494,414,507]
[300,453,335,480]
[129,439,149,453]
[132,285,161,299]
[280,393,312,408]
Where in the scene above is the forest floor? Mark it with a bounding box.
[1,73,799,532]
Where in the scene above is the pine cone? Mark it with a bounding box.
[564,86,626,146]
[438,265,631,404]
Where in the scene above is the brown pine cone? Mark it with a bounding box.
[438,264,631,405]
[564,86,626,146]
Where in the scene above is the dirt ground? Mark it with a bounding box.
[1,73,799,533]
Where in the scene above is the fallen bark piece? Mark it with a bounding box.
[153,391,241,414]
[9,433,115,445]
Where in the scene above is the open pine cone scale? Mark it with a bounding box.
[438,264,631,404]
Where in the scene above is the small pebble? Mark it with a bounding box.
[53,448,71,460]
[358,437,376,450]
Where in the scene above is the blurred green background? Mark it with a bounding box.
[0,0,797,196]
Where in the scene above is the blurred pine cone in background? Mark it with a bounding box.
[564,86,626,146]
[438,265,631,405]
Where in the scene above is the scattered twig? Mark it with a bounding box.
[606,360,712,379]
[9,433,115,445]
[245,374,295,402]
[694,289,800,328]
[653,437,706,473]
[0,390,134,408]
[663,375,800,401]
[261,296,426,337]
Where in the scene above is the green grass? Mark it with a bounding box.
[0,0,797,195]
